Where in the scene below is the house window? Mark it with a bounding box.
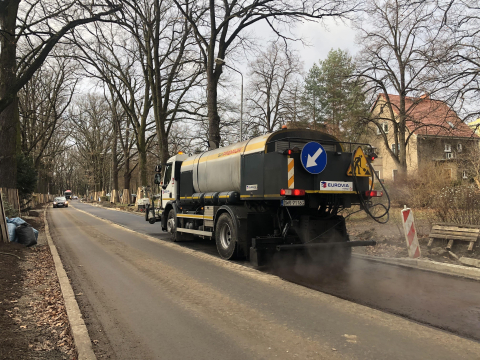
[446,152,454,159]
[391,143,400,154]
[375,170,381,179]
[457,143,462,152]
[392,169,398,182]
[463,170,468,179]
[377,122,389,134]
[445,144,451,152]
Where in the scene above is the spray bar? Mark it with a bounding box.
[276,240,377,251]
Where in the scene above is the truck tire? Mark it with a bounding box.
[145,204,150,221]
[167,209,183,242]
[215,212,238,260]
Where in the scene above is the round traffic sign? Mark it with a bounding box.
[300,142,327,174]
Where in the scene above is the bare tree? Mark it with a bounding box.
[70,95,112,194]
[172,0,357,149]
[71,22,155,187]
[19,55,77,169]
[246,41,302,133]
[118,0,203,168]
[0,0,121,188]
[355,0,449,176]
[438,0,480,121]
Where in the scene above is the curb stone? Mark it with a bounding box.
[44,206,97,360]
[353,253,480,281]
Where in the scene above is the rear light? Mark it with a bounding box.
[280,189,305,196]
[365,190,383,197]
[283,147,300,155]
[367,151,378,162]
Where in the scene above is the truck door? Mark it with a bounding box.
[161,162,176,209]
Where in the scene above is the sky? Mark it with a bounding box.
[292,19,359,70]
[225,18,359,77]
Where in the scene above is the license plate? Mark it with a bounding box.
[282,200,305,207]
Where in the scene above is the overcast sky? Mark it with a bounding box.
[226,18,359,76]
[292,19,359,70]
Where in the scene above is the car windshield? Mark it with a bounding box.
[55,197,66,201]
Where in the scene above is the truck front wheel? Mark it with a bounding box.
[215,213,238,260]
[167,209,183,242]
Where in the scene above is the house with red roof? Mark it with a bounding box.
[370,93,479,181]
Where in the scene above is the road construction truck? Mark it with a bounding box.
[146,128,387,266]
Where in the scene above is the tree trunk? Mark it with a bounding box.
[123,155,131,191]
[138,134,147,187]
[112,116,119,192]
[207,68,221,149]
[398,96,408,177]
[0,0,20,188]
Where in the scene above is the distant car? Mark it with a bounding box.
[53,197,68,208]
[72,195,78,200]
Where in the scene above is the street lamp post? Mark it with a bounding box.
[215,58,243,142]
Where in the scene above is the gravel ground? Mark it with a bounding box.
[0,206,76,360]
[347,208,480,264]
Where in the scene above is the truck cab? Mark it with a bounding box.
[158,153,189,209]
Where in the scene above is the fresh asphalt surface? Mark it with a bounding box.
[48,202,480,359]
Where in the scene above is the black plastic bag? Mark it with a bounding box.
[15,223,37,247]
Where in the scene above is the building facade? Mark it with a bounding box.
[370,94,479,181]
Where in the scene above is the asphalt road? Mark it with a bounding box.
[48,202,480,359]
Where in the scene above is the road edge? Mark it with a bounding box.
[44,206,97,360]
[353,253,480,281]
[80,201,144,217]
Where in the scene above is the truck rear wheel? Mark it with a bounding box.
[215,213,238,260]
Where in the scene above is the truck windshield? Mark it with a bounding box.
[163,163,173,185]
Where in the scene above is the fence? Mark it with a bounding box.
[0,188,21,213]
[0,188,53,243]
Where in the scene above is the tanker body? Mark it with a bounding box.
[147,128,386,266]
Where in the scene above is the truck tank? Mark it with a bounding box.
[181,133,270,193]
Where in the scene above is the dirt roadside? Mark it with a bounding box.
[347,207,480,264]
[0,206,76,360]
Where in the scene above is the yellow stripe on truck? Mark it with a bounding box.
[288,158,294,189]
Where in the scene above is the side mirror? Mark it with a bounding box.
[154,173,162,185]
[155,164,162,172]
[162,184,167,190]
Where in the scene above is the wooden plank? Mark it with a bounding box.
[430,232,479,238]
[468,241,475,252]
[0,192,9,243]
[427,238,434,247]
[431,225,480,233]
[433,222,480,229]
[430,230,478,239]
[430,234,478,241]
[446,240,454,250]
[429,231,479,239]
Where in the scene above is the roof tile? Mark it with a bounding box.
[377,94,477,138]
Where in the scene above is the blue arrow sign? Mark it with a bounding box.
[301,142,327,174]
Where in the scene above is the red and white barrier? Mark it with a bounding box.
[401,207,421,259]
